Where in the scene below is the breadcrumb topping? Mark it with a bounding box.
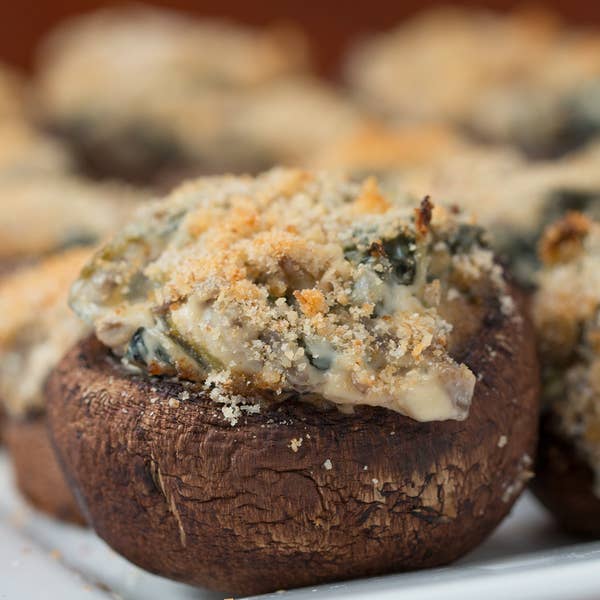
[289,437,303,452]
[312,116,600,292]
[0,248,91,417]
[534,215,600,496]
[71,168,510,422]
[310,119,578,291]
[379,141,600,286]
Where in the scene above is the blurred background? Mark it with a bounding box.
[3,0,600,76]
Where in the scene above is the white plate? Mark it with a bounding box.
[1,450,599,600]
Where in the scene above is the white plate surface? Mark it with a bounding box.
[1,450,599,600]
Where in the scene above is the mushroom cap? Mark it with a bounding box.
[4,415,84,524]
[531,413,600,537]
[47,283,539,595]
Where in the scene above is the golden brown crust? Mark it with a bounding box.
[531,413,600,537]
[531,215,600,534]
[71,168,514,422]
[4,415,85,525]
[0,247,90,345]
[533,216,600,497]
[47,285,539,595]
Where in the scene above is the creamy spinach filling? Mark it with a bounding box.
[70,169,510,422]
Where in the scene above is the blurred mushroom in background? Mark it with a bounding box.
[0,247,91,523]
[35,6,341,186]
[346,6,600,158]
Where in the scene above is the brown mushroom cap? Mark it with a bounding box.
[47,286,539,596]
[531,413,600,537]
[4,415,84,524]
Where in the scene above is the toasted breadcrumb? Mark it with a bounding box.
[71,168,509,423]
[311,123,467,173]
[289,437,303,452]
[538,212,591,266]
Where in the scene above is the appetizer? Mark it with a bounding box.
[346,6,600,157]
[423,144,600,285]
[36,6,315,184]
[0,249,90,522]
[48,169,538,594]
[0,64,26,124]
[0,175,140,446]
[0,174,140,269]
[531,214,600,536]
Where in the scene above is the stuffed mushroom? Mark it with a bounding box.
[378,137,600,289]
[0,173,140,270]
[531,214,600,536]
[47,169,539,594]
[346,6,600,157]
[0,248,92,523]
[314,125,600,287]
[36,6,321,185]
[310,122,471,180]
